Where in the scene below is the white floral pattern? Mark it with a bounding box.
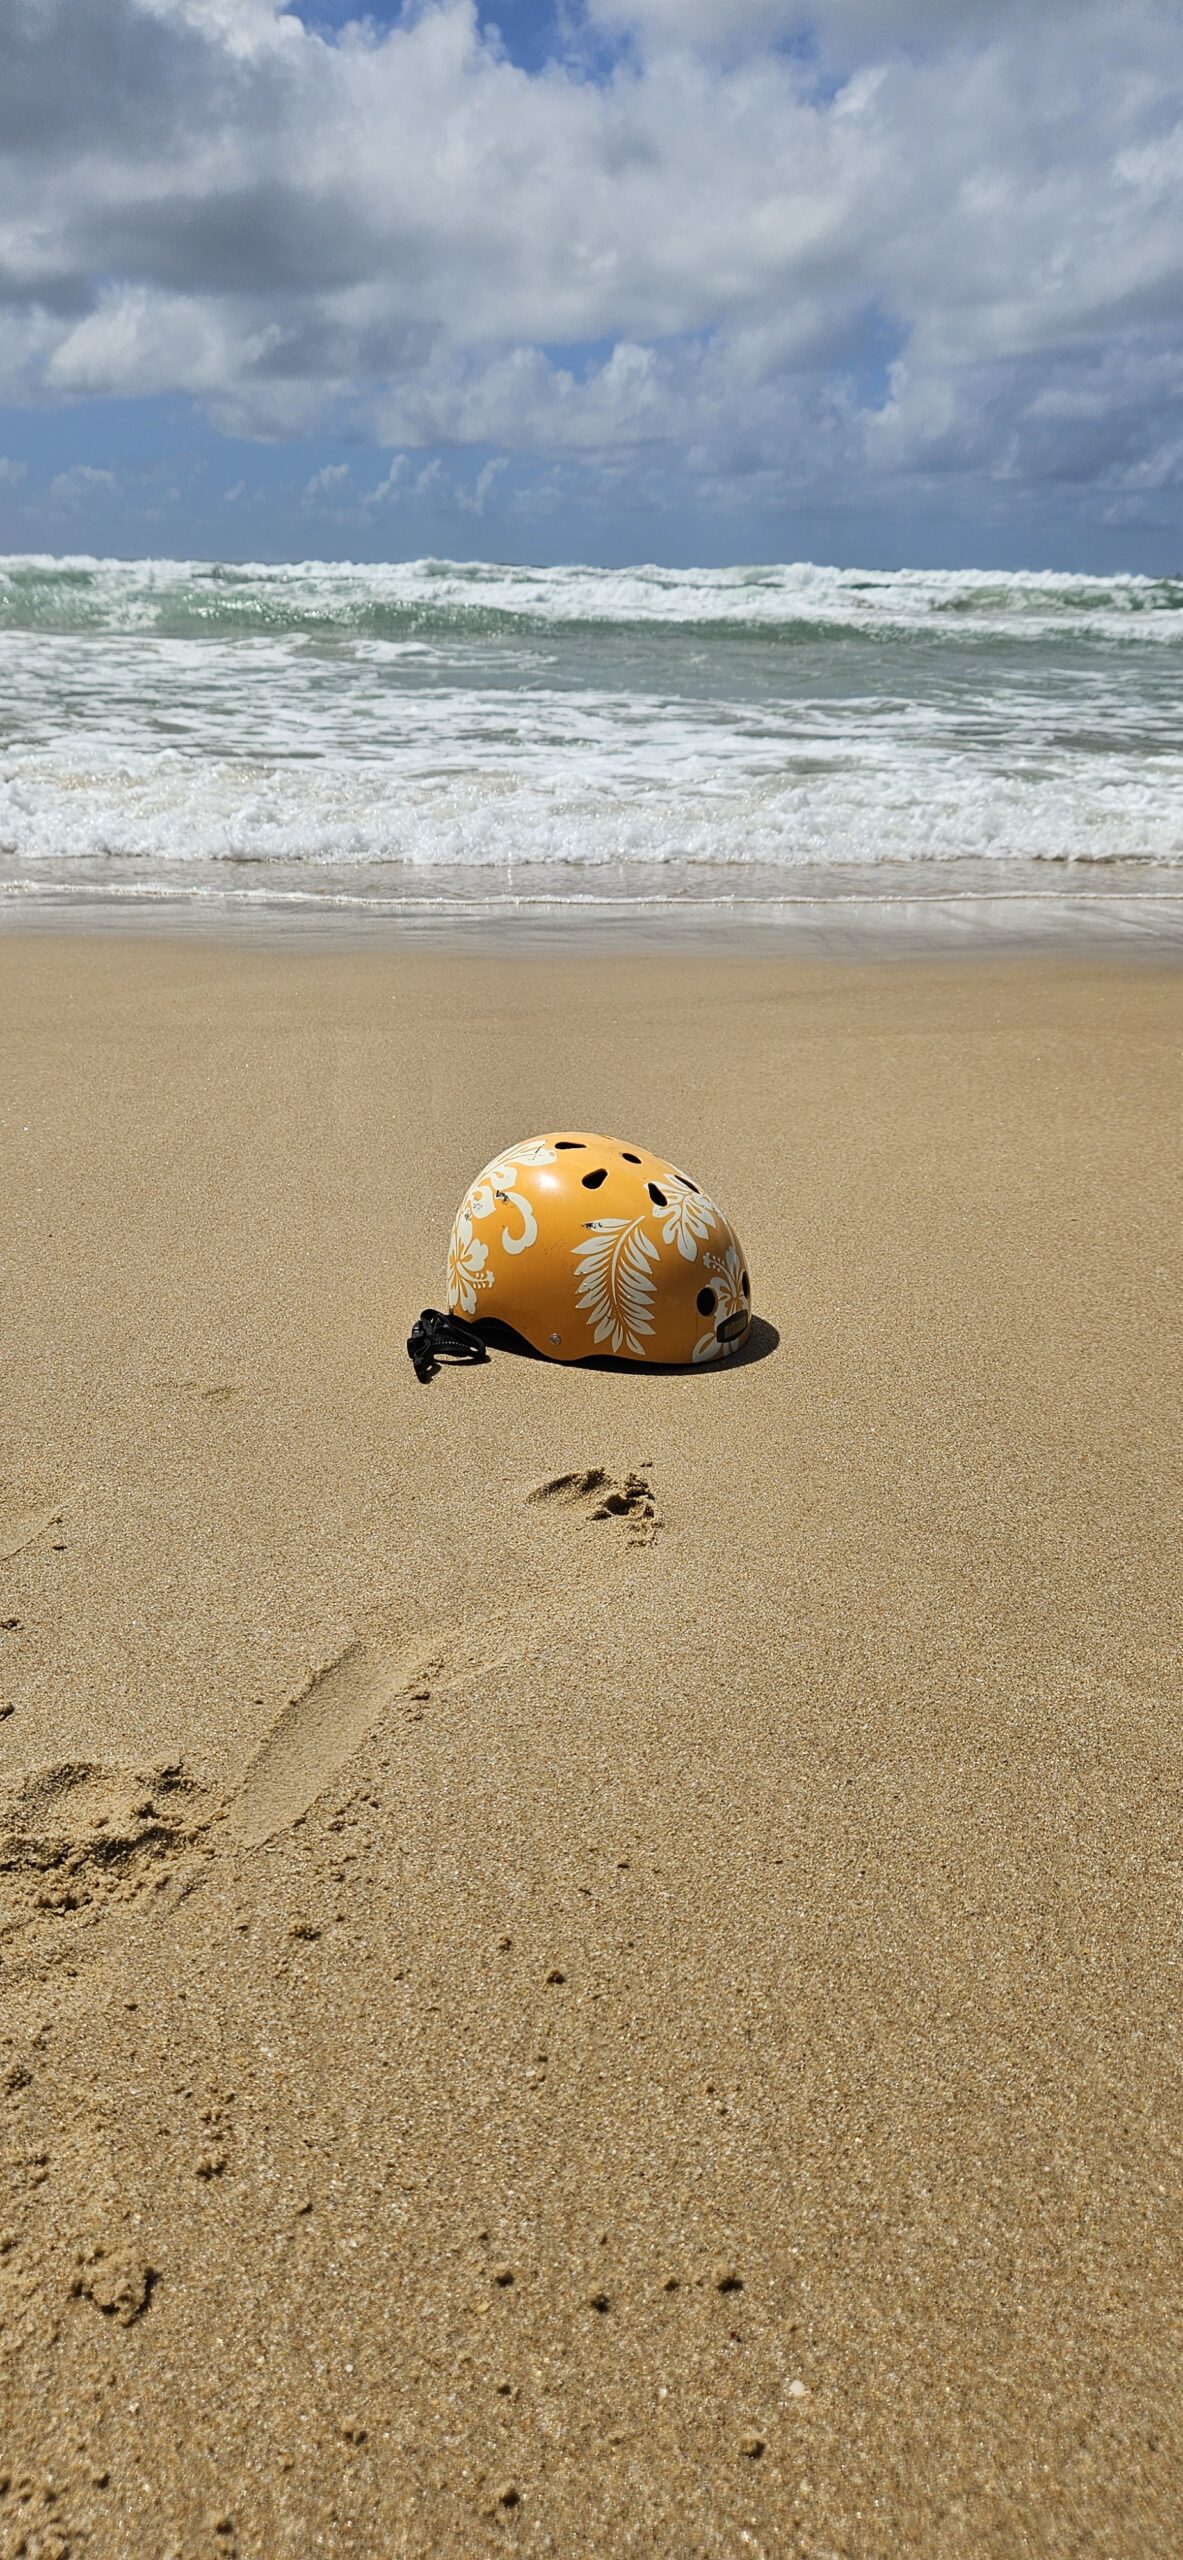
[447,1207,493,1317]
[446,1134,748,1366]
[657,1176,720,1262]
[572,1217,659,1357]
[692,1240,749,1363]
[466,1141,558,1255]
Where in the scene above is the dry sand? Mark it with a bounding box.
[1,929,1180,2558]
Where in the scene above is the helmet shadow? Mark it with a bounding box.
[475,1313,780,1373]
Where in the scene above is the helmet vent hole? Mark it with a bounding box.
[555,1139,585,1149]
[676,1172,700,1193]
[647,1182,667,1207]
[621,1151,641,1163]
[741,1270,750,1297]
[697,1287,717,1316]
[581,1167,608,1189]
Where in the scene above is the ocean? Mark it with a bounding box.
[2,553,1182,925]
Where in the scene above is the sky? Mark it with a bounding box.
[0,0,1181,570]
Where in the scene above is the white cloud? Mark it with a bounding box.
[352,448,509,516]
[362,454,409,508]
[457,455,509,514]
[49,463,119,505]
[588,0,1097,49]
[0,0,1180,522]
[0,456,28,486]
[303,461,352,500]
[584,0,797,53]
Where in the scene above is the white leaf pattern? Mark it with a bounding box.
[572,1217,659,1357]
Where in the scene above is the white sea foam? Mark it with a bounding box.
[4,552,1183,640]
[1,554,1181,902]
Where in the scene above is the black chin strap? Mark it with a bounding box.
[407,1307,489,1384]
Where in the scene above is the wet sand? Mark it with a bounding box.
[1,930,1181,2557]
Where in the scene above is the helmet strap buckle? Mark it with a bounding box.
[406,1308,489,1385]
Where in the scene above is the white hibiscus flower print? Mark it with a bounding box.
[656,1176,720,1262]
[447,1209,492,1317]
[466,1144,555,1256]
[710,1241,747,1318]
[692,1238,749,1362]
[467,1158,520,1221]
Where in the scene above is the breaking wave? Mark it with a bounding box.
[2,553,1181,904]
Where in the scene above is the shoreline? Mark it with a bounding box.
[4,875,1183,958]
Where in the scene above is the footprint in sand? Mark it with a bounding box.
[230,1644,405,1850]
[528,1467,660,1545]
[1,1633,509,1985]
[154,1378,239,1407]
[0,1760,217,1975]
[229,1632,510,1849]
[0,1491,68,1562]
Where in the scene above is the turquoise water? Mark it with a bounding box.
[2,555,1181,913]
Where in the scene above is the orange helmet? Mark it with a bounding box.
[443,1132,752,1366]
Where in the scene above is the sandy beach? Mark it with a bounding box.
[1,927,1180,2558]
